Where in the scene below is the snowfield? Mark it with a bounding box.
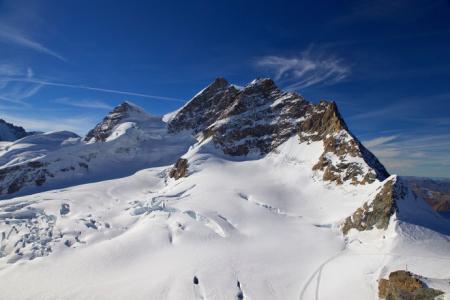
[0,136,449,299]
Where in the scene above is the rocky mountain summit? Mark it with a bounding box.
[169,77,388,185]
[85,101,152,143]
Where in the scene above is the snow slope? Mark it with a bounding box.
[0,79,448,300]
[0,131,80,167]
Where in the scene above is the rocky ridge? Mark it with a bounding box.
[342,176,404,234]
[168,77,388,185]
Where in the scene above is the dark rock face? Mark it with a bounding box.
[169,78,388,185]
[85,101,143,142]
[0,161,53,195]
[169,78,310,155]
[0,119,29,141]
[168,77,240,135]
[342,177,406,234]
[169,158,189,180]
[378,270,443,300]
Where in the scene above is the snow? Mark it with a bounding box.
[0,134,448,299]
[0,131,81,167]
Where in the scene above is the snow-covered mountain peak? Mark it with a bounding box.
[113,100,146,115]
[84,101,156,143]
[247,77,276,88]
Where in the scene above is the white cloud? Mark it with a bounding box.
[54,98,113,110]
[0,79,43,106]
[256,49,350,90]
[0,25,66,61]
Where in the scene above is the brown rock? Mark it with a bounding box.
[342,178,402,234]
[301,102,389,185]
[169,158,189,180]
[378,270,444,300]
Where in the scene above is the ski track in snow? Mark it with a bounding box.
[299,251,344,300]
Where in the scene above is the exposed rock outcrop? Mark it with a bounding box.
[378,270,444,300]
[300,101,389,185]
[0,161,53,195]
[342,177,405,234]
[169,158,189,180]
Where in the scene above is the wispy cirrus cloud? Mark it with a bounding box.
[363,135,398,148]
[0,24,66,61]
[5,77,184,102]
[362,133,450,177]
[0,63,23,77]
[0,68,43,107]
[256,48,350,90]
[54,98,113,110]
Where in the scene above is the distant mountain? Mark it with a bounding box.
[0,119,30,141]
[84,101,153,143]
[0,78,448,299]
[402,176,450,213]
[0,101,193,197]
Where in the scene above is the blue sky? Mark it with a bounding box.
[0,0,449,178]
